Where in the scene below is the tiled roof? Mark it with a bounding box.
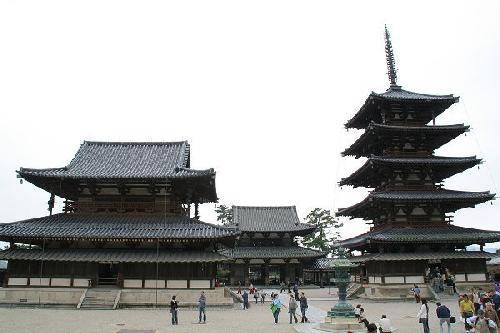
[337,189,494,218]
[340,226,500,249]
[0,248,229,263]
[305,258,338,270]
[18,141,214,180]
[340,156,481,187]
[231,206,315,233]
[342,123,469,157]
[0,213,238,241]
[347,251,497,263]
[220,246,323,259]
[345,86,459,129]
[372,86,458,102]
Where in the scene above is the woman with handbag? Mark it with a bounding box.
[417,298,430,333]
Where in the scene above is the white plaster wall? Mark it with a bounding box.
[385,276,405,284]
[29,278,50,286]
[190,280,211,289]
[167,280,187,289]
[467,273,486,282]
[124,279,143,288]
[50,278,71,287]
[8,278,28,286]
[73,279,91,287]
[455,274,467,282]
[144,280,166,289]
[405,276,424,284]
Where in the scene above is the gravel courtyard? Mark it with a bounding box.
[0,297,464,333]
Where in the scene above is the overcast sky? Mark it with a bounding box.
[1,1,499,243]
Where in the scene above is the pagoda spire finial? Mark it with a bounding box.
[384,25,398,87]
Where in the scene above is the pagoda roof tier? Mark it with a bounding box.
[342,123,469,158]
[348,251,497,263]
[17,141,217,202]
[0,248,230,263]
[339,156,481,188]
[340,226,500,250]
[0,213,238,242]
[337,190,495,219]
[219,246,323,259]
[345,86,459,129]
[230,206,315,235]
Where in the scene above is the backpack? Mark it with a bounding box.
[438,305,450,318]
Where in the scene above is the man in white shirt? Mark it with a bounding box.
[379,314,393,333]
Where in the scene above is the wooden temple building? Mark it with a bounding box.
[0,141,238,289]
[337,27,500,285]
[221,206,323,286]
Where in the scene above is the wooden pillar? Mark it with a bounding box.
[263,260,270,286]
[284,259,291,284]
[244,260,250,286]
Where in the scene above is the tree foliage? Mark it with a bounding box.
[301,208,343,254]
[215,204,233,225]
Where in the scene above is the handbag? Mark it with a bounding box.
[450,316,456,323]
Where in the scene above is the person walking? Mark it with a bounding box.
[299,292,309,323]
[280,281,286,293]
[293,283,299,301]
[460,293,475,332]
[170,295,179,325]
[412,284,421,303]
[242,290,249,310]
[260,290,267,304]
[288,293,298,324]
[254,289,260,304]
[435,302,451,333]
[417,298,430,333]
[271,294,284,324]
[198,291,207,324]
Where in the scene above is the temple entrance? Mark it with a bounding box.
[98,263,118,286]
[248,265,264,285]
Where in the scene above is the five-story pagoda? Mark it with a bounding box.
[338,27,500,286]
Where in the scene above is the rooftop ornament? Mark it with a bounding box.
[385,25,399,88]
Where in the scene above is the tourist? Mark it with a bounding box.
[242,290,249,310]
[299,292,309,323]
[460,293,475,331]
[198,291,207,323]
[260,290,267,304]
[237,281,242,294]
[280,281,286,293]
[492,292,500,311]
[417,298,430,333]
[293,283,299,301]
[473,289,481,314]
[354,304,362,319]
[485,302,500,328]
[254,288,260,304]
[435,302,451,333]
[474,310,492,333]
[379,314,393,333]
[412,284,421,303]
[366,323,378,333]
[249,283,254,294]
[288,293,298,324]
[170,295,179,325]
[271,294,284,324]
[358,308,369,328]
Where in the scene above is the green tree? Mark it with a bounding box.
[301,208,343,254]
[215,204,233,225]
